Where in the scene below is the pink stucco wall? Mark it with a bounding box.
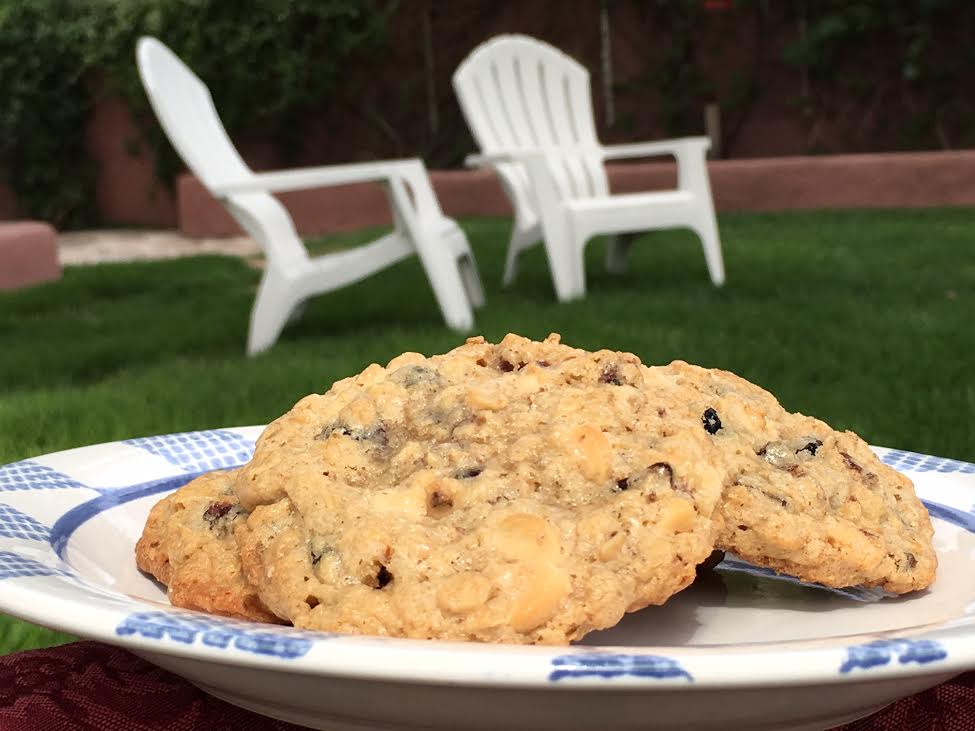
[175,150,975,238]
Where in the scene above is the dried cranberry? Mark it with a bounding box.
[203,501,234,523]
[599,364,624,385]
[840,452,863,473]
[429,491,453,509]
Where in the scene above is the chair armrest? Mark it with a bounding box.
[464,149,562,169]
[600,136,710,161]
[210,158,421,196]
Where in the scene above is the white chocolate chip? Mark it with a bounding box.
[510,563,571,632]
[489,513,561,563]
[564,425,612,483]
[436,573,492,614]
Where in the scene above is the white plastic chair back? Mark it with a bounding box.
[453,35,609,222]
[136,37,306,267]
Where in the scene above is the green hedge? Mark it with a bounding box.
[0,0,390,228]
[0,1,969,229]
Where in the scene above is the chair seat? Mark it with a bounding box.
[454,33,724,300]
[566,189,694,214]
[139,37,483,353]
[565,190,696,236]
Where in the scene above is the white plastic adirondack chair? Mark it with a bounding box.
[453,35,724,301]
[137,37,483,355]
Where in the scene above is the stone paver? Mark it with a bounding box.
[58,230,260,266]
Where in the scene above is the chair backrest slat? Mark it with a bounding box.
[136,37,307,267]
[454,35,609,220]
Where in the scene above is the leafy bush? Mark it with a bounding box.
[0,0,390,228]
[0,2,103,227]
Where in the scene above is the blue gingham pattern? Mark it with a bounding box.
[0,550,71,580]
[123,430,255,473]
[840,638,947,673]
[550,653,692,682]
[0,504,49,542]
[0,429,971,686]
[0,461,88,492]
[116,611,316,659]
[882,449,975,474]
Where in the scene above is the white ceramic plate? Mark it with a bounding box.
[0,427,973,731]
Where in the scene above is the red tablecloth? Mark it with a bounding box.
[0,642,972,730]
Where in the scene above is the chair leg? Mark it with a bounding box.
[570,237,589,300]
[288,301,307,323]
[502,225,537,287]
[540,218,587,302]
[458,252,486,309]
[414,229,475,332]
[248,266,299,356]
[605,233,636,275]
[694,208,726,286]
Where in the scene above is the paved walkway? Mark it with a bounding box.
[58,230,259,266]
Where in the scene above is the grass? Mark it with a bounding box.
[1,209,973,653]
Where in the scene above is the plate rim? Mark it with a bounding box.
[1,427,973,690]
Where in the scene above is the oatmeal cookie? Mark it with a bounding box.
[234,333,725,644]
[661,361,936,594]
[136,469,279,623]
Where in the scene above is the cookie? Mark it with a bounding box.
[661,361,937,594]
[135,469,279,623]
[234,333,725,644]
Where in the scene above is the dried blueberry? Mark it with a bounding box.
[376,565,393,589]
[498,358,515,372]
[796,439,823,456]
[614,477,629,492]
[702,408,722,434]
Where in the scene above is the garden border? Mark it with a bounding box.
[176,150,975,238]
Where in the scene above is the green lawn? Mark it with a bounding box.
[1,209,973,654]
